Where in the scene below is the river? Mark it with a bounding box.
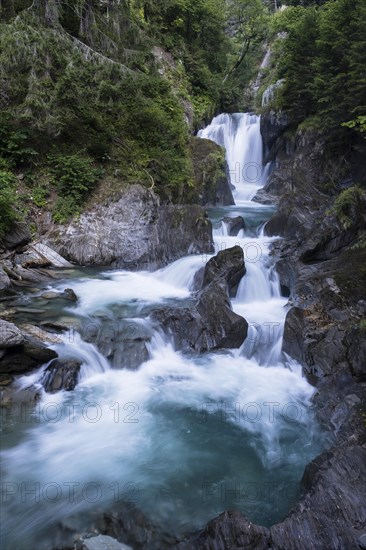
[0,113,324,549]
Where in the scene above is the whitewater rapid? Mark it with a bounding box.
[0,113,323,550]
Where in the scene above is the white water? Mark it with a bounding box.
[1,114,323,550]
[198,113,270,205]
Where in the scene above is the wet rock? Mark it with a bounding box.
[62,288,78,302]
[45,185,214,269]
[19,255,51,269]
[13,265,52,283]
[83,320,150,370]
[222,216,246,236]
[202,245,245,296]
[40,291,60,299]
[0,337,57,374]
[0,320,25,348]
[40,321,71,333]
[358,534,366,549]
[40,288,77,302]
[152,247,248,353]
[1,221,31,250]
[0,373,13,386]
[196,280,248,348]
[42,359,81,393]
[186,511,270,549]
[96,504,180,550]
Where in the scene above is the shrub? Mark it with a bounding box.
[48,154,101,201]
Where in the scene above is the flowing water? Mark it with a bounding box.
[0,114,324,549]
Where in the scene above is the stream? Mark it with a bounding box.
[0,113,324,549]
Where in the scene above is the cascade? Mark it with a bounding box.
[0,113,323,550]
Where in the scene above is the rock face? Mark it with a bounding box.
[1,221,32,249]
[152,246,248,352]
[42,359,81,393]
[45,185,214,269]
[190,137,234,206]
[260,110,290,163]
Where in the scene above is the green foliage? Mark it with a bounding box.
[30,185,48,208]
[53,196,81,224]
[48,154,102,218]
[342,116,366,136]
[0,116,38,166]
[272,0,366,144]
[332,185,366,230]
[0,170,18,238]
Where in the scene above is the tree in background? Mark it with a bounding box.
[223,0,268,85]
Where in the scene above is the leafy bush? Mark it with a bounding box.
[0,170,18,238]
[48,154,101,201]
[31,185,48,208]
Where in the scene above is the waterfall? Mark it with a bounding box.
[198,113,268,204]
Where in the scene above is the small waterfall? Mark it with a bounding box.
[52,332,111,380]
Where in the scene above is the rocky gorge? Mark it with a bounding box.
[0,111,365,550]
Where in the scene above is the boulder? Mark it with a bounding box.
[45,185,214,269]
[82,320,151,370]
[0,320,25,348]
[196,280,248,349]
[222,216,246,236]
[42,359,81,393]
[1,221,31,249]
[152,247,248,352]
[202,245,245,296]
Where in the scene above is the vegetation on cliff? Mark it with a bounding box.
[0,0,271,234]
